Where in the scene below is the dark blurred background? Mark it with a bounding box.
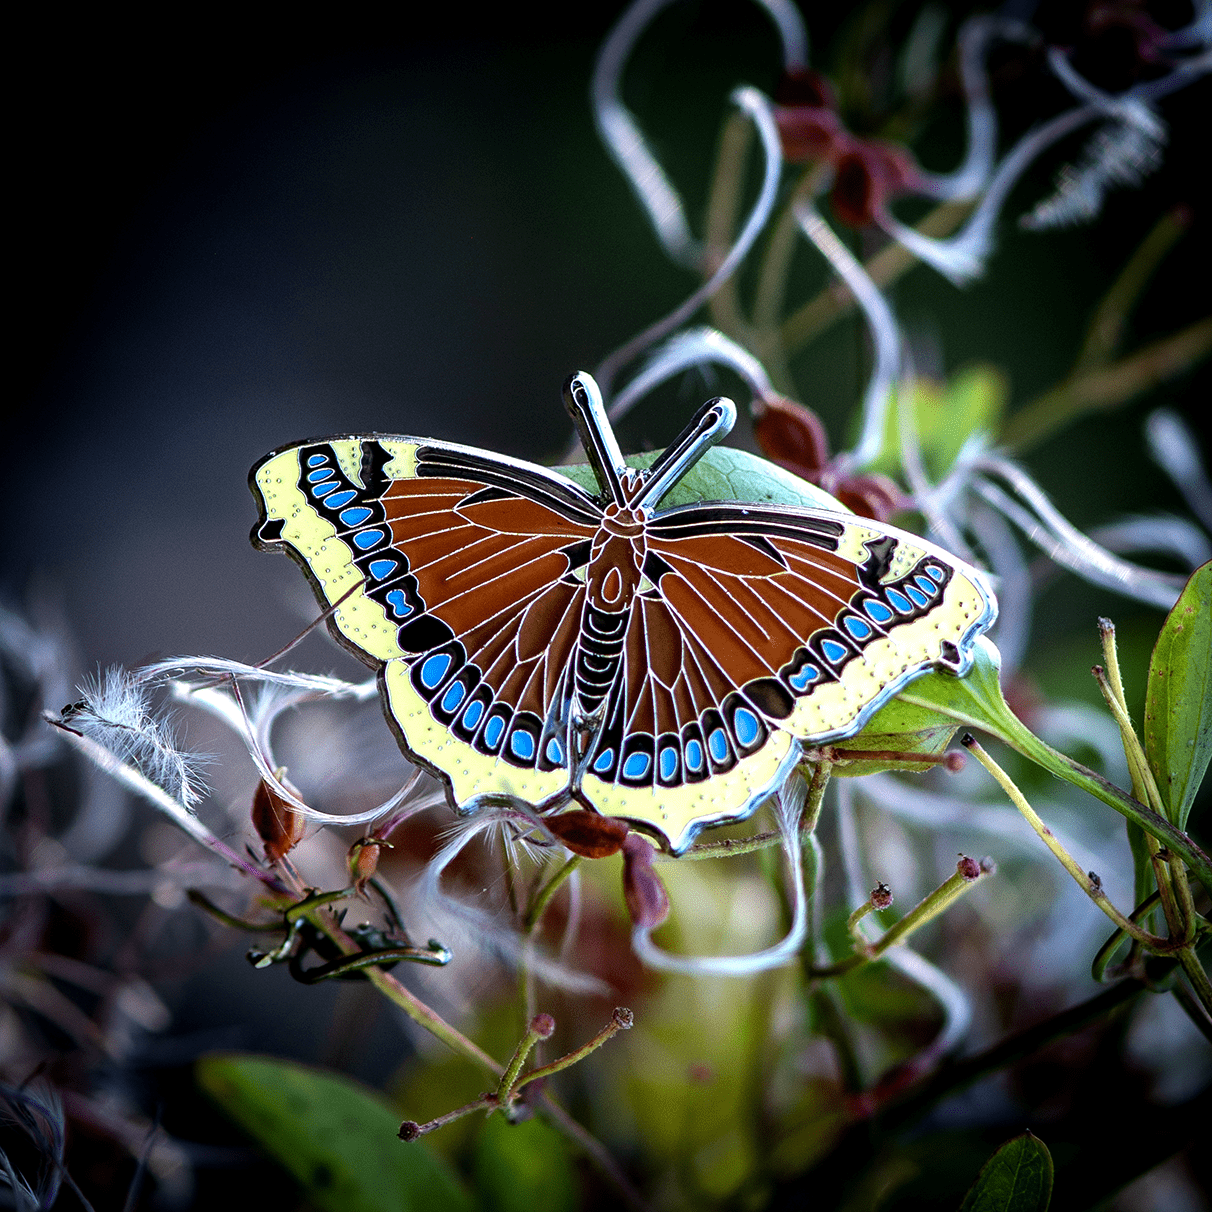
[8,1,1207,673]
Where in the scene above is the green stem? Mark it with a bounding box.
[306,911,502,1077]
[1176,946,1212,1021]
[497,1021,548,1102]
[512,1009,634,1096]
[704,111,757,347]
[963,737,1174,948]
[895,648,1212,894]
[1092,891,1161,982]
[524,856,581,933]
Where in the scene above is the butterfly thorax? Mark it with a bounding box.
[571,507,649,729]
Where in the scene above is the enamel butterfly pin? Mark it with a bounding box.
[250,373,997,852]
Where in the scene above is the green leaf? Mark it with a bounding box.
[472,1113,578,1212]
[197,1053,474,1212]
[958,1132,1053,1212]
[554,446,849,512]
[1143,560,1211,829]
[866,365,1008,479]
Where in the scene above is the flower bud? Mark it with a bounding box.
[348,837,391,895]
[529,1013,556,1039]
[870,882,893,911]
[622,835,670,929]
[957,854,982,882]
[251,770,305,862]
[544,809,629,857]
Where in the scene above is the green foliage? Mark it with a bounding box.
[472,1113,578,1212]
[1144,561,1211,830]
[196,1053,473,1212]
[868,366,1008,480]
[957,1132,1053,1212]
[555,446,849,511]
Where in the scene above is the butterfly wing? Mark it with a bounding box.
[250,436,602,811]
[579,502,996,851]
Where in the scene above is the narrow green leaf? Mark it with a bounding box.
[1143,561,1211,829]
[554,446,848,512]
[958,1132,1053,1212]
[472,1113,578,1212]
[197,1053,474,1212]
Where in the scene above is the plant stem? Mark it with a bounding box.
[305,911,503,1077]
[513,1009,633,1095]
[962,737,1173,948]
[704,111,757,346]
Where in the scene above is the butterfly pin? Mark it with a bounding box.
[250,373,997,852]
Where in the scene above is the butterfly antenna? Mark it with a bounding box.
[563,372,630,505]
[634,396,736,511]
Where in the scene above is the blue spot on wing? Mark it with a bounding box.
[864,600,893,623]
[306,454,328,467]
[821,638,849,664]
[659,746,679,781]
[483,715,505,749]
[906,585,929,608]
[419,653,451,690]
[326,490,357,509]
[440,680,467,713]
[461,699,484,730]
[887,589,913,614]
[925,564,945,582]
[915,575,938,596]
[384,590,413,619]
[510,730,536,761]
[789,664,819,691]
[353,529,385,550]
[708,728,729,763]
[307,468,334,482]
[733,707,760,746]
[339,506,372,527]
[313,480,339,498]
[843,616,873,641]
[684,739,704,772]
[369,559,398,580]
[622,751,651,780]
[593,748,614,774]
[546,738,564,765]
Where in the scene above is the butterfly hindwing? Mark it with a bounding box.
[576,502,994,848]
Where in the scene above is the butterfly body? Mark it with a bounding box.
[251,375,996,851]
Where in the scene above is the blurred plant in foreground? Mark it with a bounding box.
[4,1,1211,1208]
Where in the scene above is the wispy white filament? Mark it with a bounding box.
[632,776,807,975]
[592,0,806,273]
[607,326,775,427]
[595,86,784,397]
[972,459,1185,609]
[915,17,1032,202]
[1146,408,1212,529]
[794,201,899,472]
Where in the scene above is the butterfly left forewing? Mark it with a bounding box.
[251,435,602,813]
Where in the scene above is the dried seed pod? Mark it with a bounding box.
[751,394,831,482]
[622,835,670,929]
[544,809,630,857]
[251,769,305,862]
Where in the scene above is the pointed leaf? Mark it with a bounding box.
[958,1132,1053,1212]
[197,1053,473,1212]
[1143,560,1211,829]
